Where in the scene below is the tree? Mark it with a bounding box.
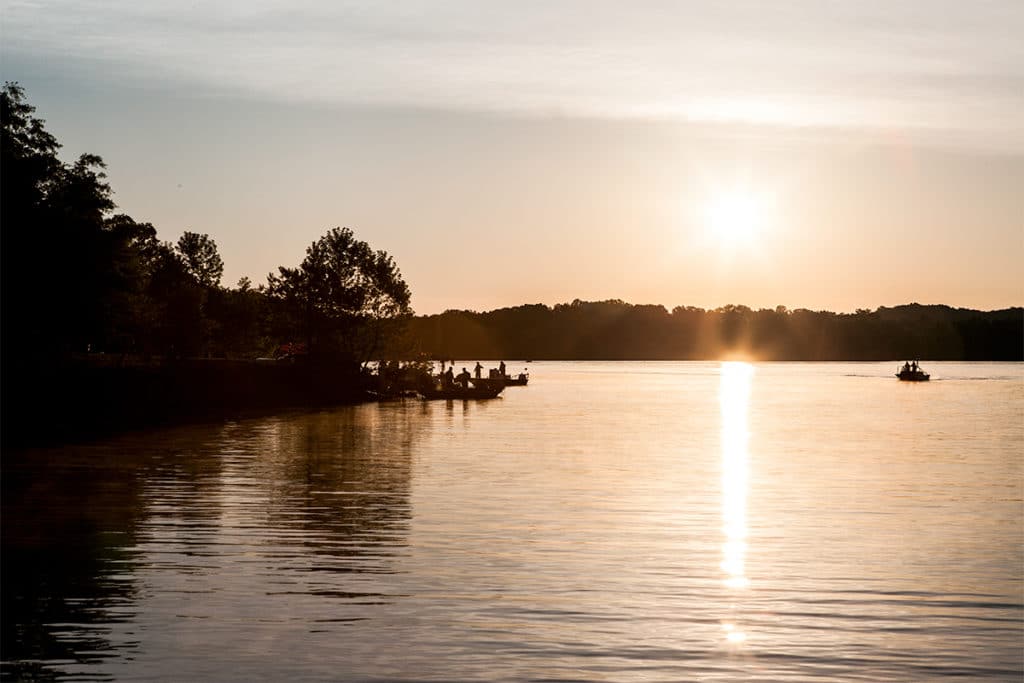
[1,82,128,355]
[266,227,412,364]
[1,85,270,362]
[3,82,66,357]
[147,242,206,357]
[1,82,61,220]
[176,231,224,289]
[205,277,272,358]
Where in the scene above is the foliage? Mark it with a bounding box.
[405,301,1023,361]
[176,231,224,289]
[2,85,414,364]
[266,227,412,364]
[2,82,118,355]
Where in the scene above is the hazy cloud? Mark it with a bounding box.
[4,0,1023,149]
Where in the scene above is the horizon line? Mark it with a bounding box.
[418,299,1024,317]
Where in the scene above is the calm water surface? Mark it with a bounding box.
[4,362,1022,681]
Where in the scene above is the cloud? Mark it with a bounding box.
[5,0,1023,150]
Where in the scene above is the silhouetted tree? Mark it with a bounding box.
[176,231,224,289]
[100,214,161,350]
[266,227,412,365]
[1,83,61,211]
[147,242,205,356]
[1,82,129,355]
[207,277,272,358]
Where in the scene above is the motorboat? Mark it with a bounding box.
[502,373,529,386]
[896,362,930,381]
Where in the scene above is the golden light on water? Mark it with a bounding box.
[722,623,748,644]
[719,361,753,643]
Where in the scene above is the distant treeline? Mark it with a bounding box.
[406,301,1023,361]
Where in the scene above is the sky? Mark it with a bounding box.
[3,0,1022,314]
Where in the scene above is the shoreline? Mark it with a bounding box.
[2,358,372,450]
[5,357,1020,449]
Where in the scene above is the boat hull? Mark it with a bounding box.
[419,384,504,400]
[896,371,930,381]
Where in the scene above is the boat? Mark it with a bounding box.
[475,367,530,388]
[469,376,505,391]
[419,382,504,400]
[475,372,529,387]
[896,361,930,382]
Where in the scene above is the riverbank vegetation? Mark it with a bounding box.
[2,84,412,368]
[2,83,412,445]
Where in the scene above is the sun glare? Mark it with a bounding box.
[703,191,766,248]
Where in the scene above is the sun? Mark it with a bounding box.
[703,190,766,248]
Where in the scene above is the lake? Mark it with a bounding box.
[3,362,1022,681]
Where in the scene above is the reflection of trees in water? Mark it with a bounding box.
[1,430,225,680]
[236,402,423,572]
[1,403,425,678]
[2,446,148,680]
[133,433,227,556]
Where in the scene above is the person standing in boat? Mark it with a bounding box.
[443,366,454,388]
[474,361,483,379]
[499,360,506,378]
[456,367,471,387]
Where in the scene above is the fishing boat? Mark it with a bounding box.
[469,376,504,391]
[502,372,529,386]
[477,372,529,387]
[476,367,530,388]
[896,361,930,381]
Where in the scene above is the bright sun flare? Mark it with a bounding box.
[704,191,765,248]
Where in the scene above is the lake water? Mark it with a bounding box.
[3,362,1022,681]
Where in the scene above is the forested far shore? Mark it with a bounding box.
[405,301,1023,361]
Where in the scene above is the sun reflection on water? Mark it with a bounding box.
[719,361,753,644]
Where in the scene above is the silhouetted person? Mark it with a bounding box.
[456,367,471,387]
[499,360,506,377]
[474,361,483,379]
[443,366,454,388]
